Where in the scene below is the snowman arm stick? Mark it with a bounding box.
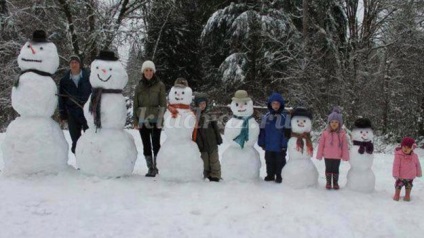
[56,93,84,109]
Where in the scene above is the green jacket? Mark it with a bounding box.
[133,76,166,126]
[195,111,223,153]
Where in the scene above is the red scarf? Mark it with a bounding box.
[291,132,313,156]
[168,103,198,142]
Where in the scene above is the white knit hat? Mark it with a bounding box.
[141,60,156,73]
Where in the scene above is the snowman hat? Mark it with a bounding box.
[141,60,156,73]
[31,30,49,43]
[232,90,251,102]
[174,78,188,88]
[292,107,313,120]
[95,50,119,61]
[353,118,373,129]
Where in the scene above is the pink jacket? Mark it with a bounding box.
[316,129,349,161]
[393,148,422,179]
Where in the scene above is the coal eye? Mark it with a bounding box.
[297,120,299,122]
[182,91,185,94]
[27,45,30,48]
[109,68,112,71]
[244,102,247,105]
[40,47,43,50]
[303,120,306,123]
[366,131,368,134]
[96,66,99,69]
[174,91,177,94]
[360,131,363,133]
[236,103,239,107]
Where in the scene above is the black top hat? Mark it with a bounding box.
[353,118,373,129]
[31,30,49,43]
[95,50,119,61]
[292,107,313,120]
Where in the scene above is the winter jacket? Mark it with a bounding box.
[258,93,289,152]
[58,68,92,122]
[133,75,166,126]
[195,110,222,153]
[393,148,422,179]
[316,128,349,161]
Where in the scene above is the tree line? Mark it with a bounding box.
[1,0,423,143]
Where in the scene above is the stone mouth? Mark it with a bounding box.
[22,58,42,63]
[97,74,111,82]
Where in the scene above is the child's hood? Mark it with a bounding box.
[267,92,285,113]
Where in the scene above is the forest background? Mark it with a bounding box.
[1,0,423,143]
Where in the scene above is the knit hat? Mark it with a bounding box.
[353,118,372,129]
[401,137,416,148]
[327,106,343,126]
[69,55,81,64]
[31,30,48,43]
[174,78,188,88]
[95,50,119,61]
[292,107,313,120]
[141,60,156,73]
[232,90,251,102]
[194,92,208,106]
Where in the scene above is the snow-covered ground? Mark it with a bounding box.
[0,130,423,238]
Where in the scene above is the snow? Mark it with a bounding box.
[1,130,424,237]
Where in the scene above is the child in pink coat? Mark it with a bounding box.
[316,107,349,190]
[392,137,422,201]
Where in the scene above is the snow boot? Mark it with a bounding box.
[325,173,332,189]
[275,175,282,184]
[152,155,159,175]
[404,189,411,201]
[393,189,401,201]
[208,176,220,182]
[145,156,156,177]
[332,173,340,190]
[264,175,275,182]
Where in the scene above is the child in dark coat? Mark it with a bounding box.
[258,92,290,183]
[194,93,222,182]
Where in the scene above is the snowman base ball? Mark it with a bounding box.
[281,159,318,189]
[221,147,261,181]
[346,169,375,193]
[76,129,137,178]
[2,117,68,175]
[157,139,202,182]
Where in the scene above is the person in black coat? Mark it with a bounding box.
[58,55,92,154]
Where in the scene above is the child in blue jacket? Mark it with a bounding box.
[258,92,290,183]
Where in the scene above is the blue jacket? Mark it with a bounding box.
[58,68,92,122]
[258,93,289,151]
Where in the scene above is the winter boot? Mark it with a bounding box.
[325,173,332,189]
[275,175,282,184]
[152,155,159,175]
[145,156,156,177]
[264,175,275,182]
[208,176,220,182]
[393,189,401,201]
[404,189,411,201]
[332,174,340,190]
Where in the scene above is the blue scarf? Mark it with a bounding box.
[232,115,253,149]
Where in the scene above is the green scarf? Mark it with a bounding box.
[232,115,253,149]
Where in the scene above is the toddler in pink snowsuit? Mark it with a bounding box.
[392,137,422,201]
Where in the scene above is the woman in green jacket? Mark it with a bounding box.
[133,60,166,177]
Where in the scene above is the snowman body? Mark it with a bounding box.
[221,99,260,181]
[346,128,375,193]
[282,115,318,188]
[76,56,137,177]
[157,86,202,181]
[2,37,68,175]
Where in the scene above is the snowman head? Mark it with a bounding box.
[169,78,192,105]
[230,90,254,117]
[290,107,313,133]
[17,30,59,74]
[90,51,128,89]
[351,118,374,142]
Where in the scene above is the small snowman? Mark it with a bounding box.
[2,30,68,175]
[221,90,260,181]
[75,51,137,178]
[346,118,375,193]
[157,78,202,181]
[282,107,318,188]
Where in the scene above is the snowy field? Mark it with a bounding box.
[0,130,423,238]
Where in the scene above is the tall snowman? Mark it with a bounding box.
[221,90,260,181]
[75,51,137,178]
[346,118,375,193]
[2,30,68,175]
[282,107,318,188]
[157,78,202,181]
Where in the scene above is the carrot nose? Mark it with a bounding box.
[102,69,107,73]
[29,44,36,54]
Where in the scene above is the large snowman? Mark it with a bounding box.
[221,90,260,181]
[282,107,318,188]
[75,51,137,178]
[157,78,202,181]
[346,118,375,193]
[2,30,68,175]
